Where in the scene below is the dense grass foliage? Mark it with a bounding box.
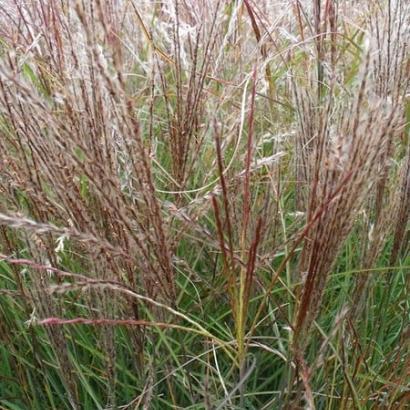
[0,1,409,409]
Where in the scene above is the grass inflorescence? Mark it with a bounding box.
[0,1,409,409]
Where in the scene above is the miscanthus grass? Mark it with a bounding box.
[0,1,409,409]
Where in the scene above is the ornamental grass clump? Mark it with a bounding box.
[0,1,408,409]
